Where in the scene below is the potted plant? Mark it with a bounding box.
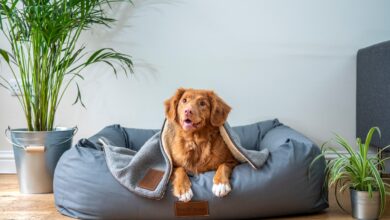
[312,127,390,219]
[0,0,133,193]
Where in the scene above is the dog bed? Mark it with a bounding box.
[54,119,328,219]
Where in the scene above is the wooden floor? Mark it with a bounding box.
[1,174,390,220]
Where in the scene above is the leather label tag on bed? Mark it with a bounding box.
[138,169,164,191]
[174,201,209,217]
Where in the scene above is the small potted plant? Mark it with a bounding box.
[0,0,133,193]
[312,127,390,219]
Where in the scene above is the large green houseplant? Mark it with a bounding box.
[0,0,133,193]
[312,127,390,219]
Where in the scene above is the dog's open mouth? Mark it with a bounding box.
[182,118,200,130]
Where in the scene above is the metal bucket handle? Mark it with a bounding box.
[4,126,78,152]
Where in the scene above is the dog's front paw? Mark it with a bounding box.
[212,183,231,197]
[173,185,193,202]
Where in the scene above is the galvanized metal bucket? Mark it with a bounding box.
[5,127,77,194]
[350,189,380,220]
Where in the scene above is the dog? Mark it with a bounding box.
[164,88,239,202]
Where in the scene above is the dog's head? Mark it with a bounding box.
[164,88,231,131]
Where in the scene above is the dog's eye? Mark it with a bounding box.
[182,98,187,103]
[199,101,206,106]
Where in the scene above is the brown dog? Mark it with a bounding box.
[164,88,239,202]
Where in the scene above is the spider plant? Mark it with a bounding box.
[0,0,133,131]
[312,127,390,216]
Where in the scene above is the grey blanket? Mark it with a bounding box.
[101,120,270,200]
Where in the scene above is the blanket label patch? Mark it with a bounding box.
[174,201,209,217]
[138,169,164,191]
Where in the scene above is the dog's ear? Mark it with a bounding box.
[164,88,186,121]
[208,92,231,127]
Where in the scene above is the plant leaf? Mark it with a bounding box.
[0,48,10,63]
[72,83,86,108]
[368,159,386,216]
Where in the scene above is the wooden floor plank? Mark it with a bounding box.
[1,174,390,219]
[0,175,69,220]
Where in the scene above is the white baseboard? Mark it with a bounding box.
[0,150,16,173]
[324,150,377,160]
[0,149,379,174]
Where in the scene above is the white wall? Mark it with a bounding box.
[1,0,390,158]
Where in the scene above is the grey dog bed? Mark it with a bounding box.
[53,119,328,219]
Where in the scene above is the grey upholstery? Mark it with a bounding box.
[357,40,390,148]
[53,119,328,219]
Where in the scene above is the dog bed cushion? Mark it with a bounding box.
[54,119,328,219]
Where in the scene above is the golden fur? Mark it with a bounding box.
[164,88,238,201]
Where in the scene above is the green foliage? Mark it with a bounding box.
[311,127,390,216]
[0,0,133,131]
